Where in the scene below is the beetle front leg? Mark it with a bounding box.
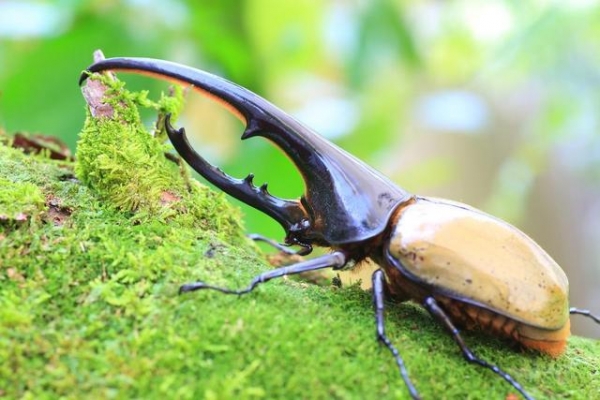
[372,269,421,400]
[423,297,533,400]
[180,251,347,295]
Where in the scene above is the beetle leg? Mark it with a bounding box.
[179,251,347,295]
[569,307,600,324]
[247,233,311,256]
[372,269,421,400]
[423,297,533,400]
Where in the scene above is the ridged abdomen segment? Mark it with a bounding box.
[436,296,569,357]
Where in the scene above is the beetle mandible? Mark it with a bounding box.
[80,58,599,400]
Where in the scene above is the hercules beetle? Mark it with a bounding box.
[81,58,599,400]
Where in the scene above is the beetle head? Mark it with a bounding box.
[80,58,411,248]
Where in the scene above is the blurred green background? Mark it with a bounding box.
[1,0,599,337]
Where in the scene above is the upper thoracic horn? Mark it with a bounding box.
[80,57,411,246]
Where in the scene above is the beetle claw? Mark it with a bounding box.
[178,282,207,294]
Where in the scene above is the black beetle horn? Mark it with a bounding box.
[80,58,411,246]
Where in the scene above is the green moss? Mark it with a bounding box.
[0,178,45,221]
[0,78,598,400]
[75,74,242,243]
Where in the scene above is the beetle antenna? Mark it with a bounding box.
[372,270,421,400]
[569,307,600,324]
[247,233,296,255]
[247,233,313,256]
[179,251,347,295]
[423,297,534,400]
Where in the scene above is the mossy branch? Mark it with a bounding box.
[0,66,598,400]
